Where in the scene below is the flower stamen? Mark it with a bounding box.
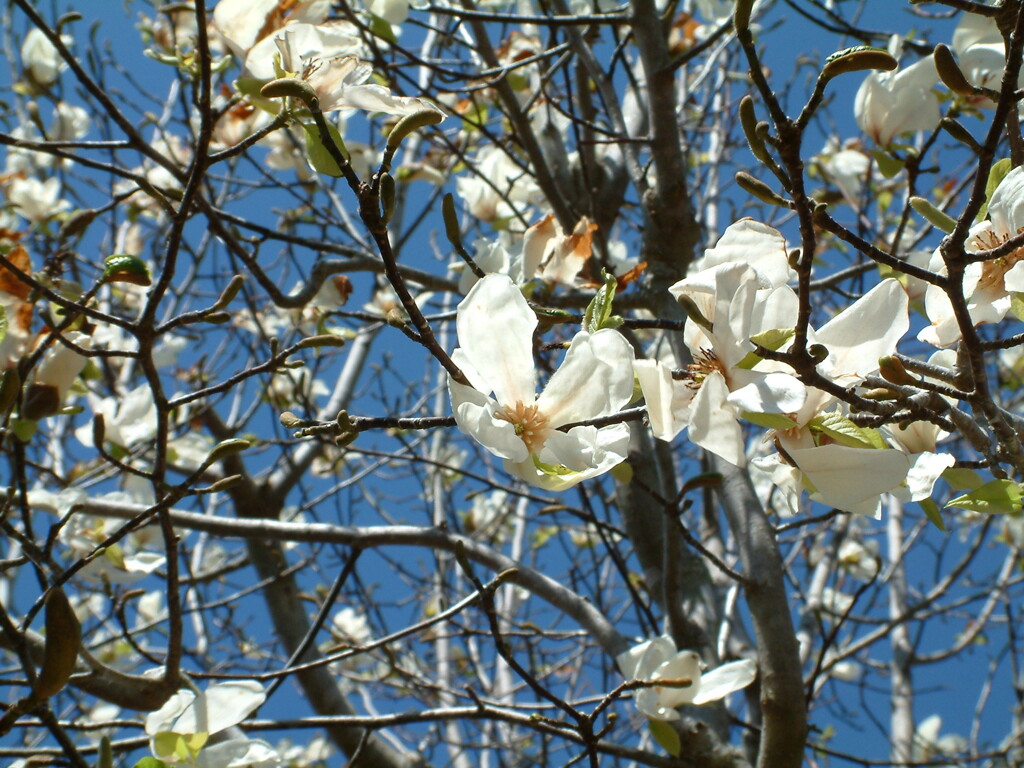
[973,227,1024,291]
[495,401,551,453]
[673,349,726,390]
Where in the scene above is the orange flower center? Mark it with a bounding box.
[973,227,1024,292]
[495,401,550,453]
[677,349,726,390]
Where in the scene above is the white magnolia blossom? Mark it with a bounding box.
[0,246,33,368]
[21,28,70,86]
[213,0,331,61]
[28,485,167,584]
[636,249,805,466]
[449,274,633,491]
[456,145,542,223]
[75,385,159,450]
[772,279,912,516]
[912,715,968,762]
[26,331,90,414]
[689,218,796,287]
[836,539,879,581]
[146,680,277,767]
[947,12,1024,108]
[816,138,870,205]
[854,39,940,145]
[456,214,605,293]
[7,176,70,223]
[331,606,372,645]
[617,635,757,721]
[920,166,1024,347]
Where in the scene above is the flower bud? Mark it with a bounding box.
[31,587,81,700]
[821,45,897,80]
[807,344,829,364]
[677,295,713,332]
[879,355,916,386]
[380,172,396,223]
[734,0,755,31]
[211,275,244,311]
[736,171,790,207]
[739,96,771,164]
[909,196,957,234]
[260,77,318,106]
[386,108,445,153]
[933,44,975,98]
[102,253,151,286]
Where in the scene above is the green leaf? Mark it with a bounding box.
[610,461,633,484]
[104,544,126,570]
[947,479,1023,515]
[532,455,576,477]
[870,149,904,179]
[919,498,946,531]
[941,466,984,490]
[0,304,6,344]
[96,735,114,768]
[12,418,37,443]
[648,719,682,757]
[582,271,621,333]
[184,732,209,755]
[303,122,349,177]
[103,253,151,286]
[739,328,795,368]
[131,758,168,768]
[807,411,887,449]
[368,14,398,44]
[979,157,1012,222]
[153,732,180,759]
[742,411,799,430]
[1011,293,1024,322]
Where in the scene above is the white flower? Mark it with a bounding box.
[22,332,90,419]
[817,138,870,205]
[456,145,542,223]
[636,261,805,465]
[920,166,1024,347]
[837,539,879,581]
[331,607,372,645]
[448,274,633,491]
[773,279,912,516]
[690,218,795,288]
[213,0,331,60]
[75,385,158,450]
[913,715,967,762]
[145,681,273,767]
[854,41,940,145]
[617,635,757,721]
[21,28,69,86]
[948,13,1023,109]
[0,245,34,368]
[7,176,70,223]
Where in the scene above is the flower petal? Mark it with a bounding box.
[537,329,634,427]
[790,444,911,514]
[449,379,530,463]
[456,275,537,407]
[689,372,746,467]
[815,279,908,380]
[696,219,794,287]
[987,166,1024,234]
[635,359,693,442]
[691,658,757,705]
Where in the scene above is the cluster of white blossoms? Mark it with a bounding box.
[448,216,956,518]
[853,13,1020,149]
